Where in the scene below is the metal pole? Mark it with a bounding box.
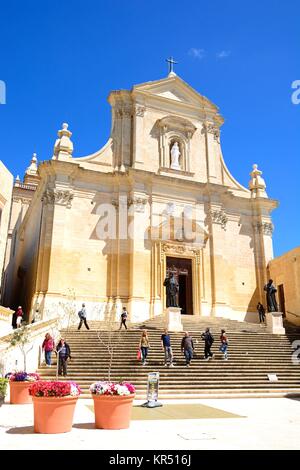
[56,347,62,380]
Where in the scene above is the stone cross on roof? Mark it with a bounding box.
[166,56,178,76]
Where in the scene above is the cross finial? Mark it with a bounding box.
[166,56,178,75]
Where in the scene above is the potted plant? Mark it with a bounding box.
[0,378,8,406]
[6,371,40,404]
[29,380,81,433]
[90,381,135,429]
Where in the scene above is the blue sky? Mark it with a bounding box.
[0,0,299,256]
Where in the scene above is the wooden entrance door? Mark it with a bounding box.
[166,257,193,314]
[278,284,286,317]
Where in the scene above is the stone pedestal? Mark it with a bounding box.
[266,311,286,335]
[165,307,183,332]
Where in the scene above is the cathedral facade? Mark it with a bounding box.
[2,74,278,324]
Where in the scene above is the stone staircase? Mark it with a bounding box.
[37,315,300,399]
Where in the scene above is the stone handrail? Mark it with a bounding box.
[0,318,60,375]
[286,310,298,318]
[0,306,14,319]
[0,318,59,345]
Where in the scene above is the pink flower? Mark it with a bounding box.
[29,381,81,397]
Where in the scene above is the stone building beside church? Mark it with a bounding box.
[0,161,13,295]
[2,73,278,324]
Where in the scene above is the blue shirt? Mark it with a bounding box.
[60,345,67,357]
[161,334,171,347]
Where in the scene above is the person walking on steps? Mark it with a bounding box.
[42,333,55,366]
[219,329,228,360]
[201,327,214,360]
[181,331,194,367]
[78,303,90,330]
[257,302,266,324]
[161,329,174,367]
[119,307,128,330]
[139,329,150,365]
[56,338,71,376]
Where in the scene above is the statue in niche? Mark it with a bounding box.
[170,142,181,170]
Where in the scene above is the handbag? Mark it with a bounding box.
[219,344,227,353]
[136,349,141,360]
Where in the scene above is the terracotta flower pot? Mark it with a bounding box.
[32,396,78,433]
[10,381,32,404]
[92,394,135,429]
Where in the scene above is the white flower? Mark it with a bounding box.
[115,385,130,396]
[70,384,79,396]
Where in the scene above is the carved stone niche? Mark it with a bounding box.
[156,115,196,172]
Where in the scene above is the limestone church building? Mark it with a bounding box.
[2,73,278,324]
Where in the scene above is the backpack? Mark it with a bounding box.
[78,309,85,319]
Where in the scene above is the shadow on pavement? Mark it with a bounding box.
[72,423,96,430]
[6,426,34,434]
[286,394,300,402]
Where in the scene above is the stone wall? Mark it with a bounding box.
[269,246,300,326]
[0,319,59,377]
[0,161,13,296]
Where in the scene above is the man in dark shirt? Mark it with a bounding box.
[257,302,266,324]
[78,303,90,330]
[201,327,214,360]
[181,331,194,367]
[161,329,174,367]
[119,307,128,330]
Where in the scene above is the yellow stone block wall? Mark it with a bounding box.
[269,246,300,326]
[0,161,13,295]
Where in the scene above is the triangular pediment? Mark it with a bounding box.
[133,74,218,112]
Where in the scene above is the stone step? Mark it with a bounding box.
[37,313,300,399]
[38,377,300,387]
